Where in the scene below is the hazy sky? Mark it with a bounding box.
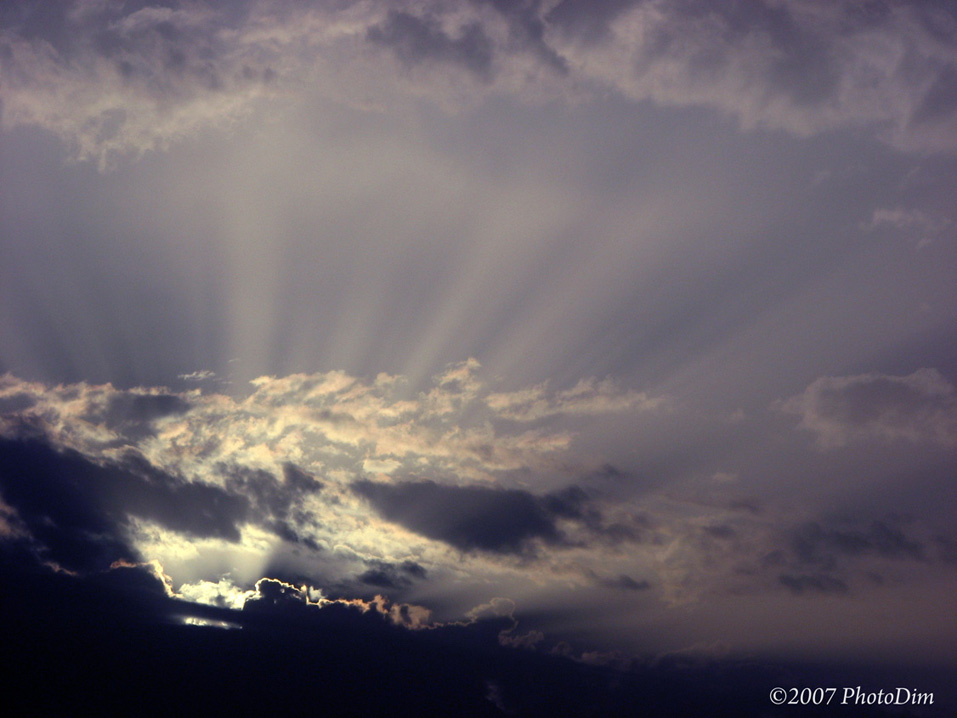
[1,1,956,713]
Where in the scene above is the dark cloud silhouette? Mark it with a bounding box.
[358,559,428,589]
[1,547,946,717]
[282,462,323,494]
[0,438,136,572]
[0,430,332,565]
[760,519,932,595]
[0,436,249,571]
[353,479,596,554]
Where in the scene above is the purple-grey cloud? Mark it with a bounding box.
[778,369,957,448]
[3,0,955,170]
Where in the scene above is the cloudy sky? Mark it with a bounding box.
[1,0,956,713]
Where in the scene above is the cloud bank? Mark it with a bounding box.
[2,366,954,669]
[3,0,956,169]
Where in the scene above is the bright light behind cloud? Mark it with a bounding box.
[2,364,955,663]
[1,1,956,712]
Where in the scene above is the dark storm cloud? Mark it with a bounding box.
[367,10,494,80]
[752,517,939,598]
[221,462,320,520]
[358,559,428,589]
[0,438,136,572]
[219,461,322,548]
[0,436,249,571]
[354,479,601,554]
[791,520,926,569]
[4,550,944,717]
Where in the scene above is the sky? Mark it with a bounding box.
[1,0,956,714]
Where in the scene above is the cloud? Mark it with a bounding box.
[0,437,137,572]
[98,391,192,440]
[2,369,956,678]
[866,207,952,235]
[220,462,322,548]
[178,369,217,382]
[0,1,273,169]
[864,207,953,248]
[776,368,957,448]
[548,0,957,153]
[2,0,955,170]
[0,368,657,600]
[353,479,592,554]
[0,436,250,572]
[486,377,666,421]
[790,520,926,568]
[10,548,935,718]
[357,559,428,590]
[367,10,494,80]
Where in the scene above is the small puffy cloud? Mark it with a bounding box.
[178,576,257,609]
[776,368,957,448]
